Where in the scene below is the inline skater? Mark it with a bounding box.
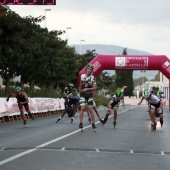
[6,87,35,127]
[152,86,165,100]
[151,86,165,126]
[63,83,74,117]
[102,88,123,128]
[64,83,73,96]
[138,90,163,130]
[56,88,80,123]
[79,64,97,131]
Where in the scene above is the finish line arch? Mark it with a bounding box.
[79,55,170,110]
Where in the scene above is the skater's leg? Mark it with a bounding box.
[86,105,91,123]
[149,108,157,130]
[20,107,27,122]
[159,113,164,127]
[113,107,118,127]
[56,108,67,123]
[19,107,27,127]
[88,98,97,129]
[149,108,157,124]
[103,109,111,125]
[71,105,77,123]
[79,97,86,129]
[27,110,35,120]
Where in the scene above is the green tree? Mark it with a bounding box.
[115,48,134,96]
[134,77,148,87]
[96,71,114,92]
[0,10,29,93]
[150,71,160,81]
[0,9,79,94]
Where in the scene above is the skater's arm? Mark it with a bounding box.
[19,98,29,105]
[81,86,96,92]
[159,100,163,109]
[79,82,96,92]
[6,94,12,102]
[121,86,128,90]
[138,96,144,105]
[6,93,15,102]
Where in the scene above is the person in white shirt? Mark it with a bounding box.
[138,90,163,130]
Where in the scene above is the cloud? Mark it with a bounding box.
[9,0,170,58]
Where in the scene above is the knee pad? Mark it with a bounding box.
[88,98,94,108]
[106,109,111,116]
[79,97,85,106]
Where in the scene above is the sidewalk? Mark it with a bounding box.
[124,96,146,105]
[124,96,169,108]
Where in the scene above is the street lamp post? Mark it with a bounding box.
[80,40,85,55]
[44,9,51,28]
[66,27,72,45]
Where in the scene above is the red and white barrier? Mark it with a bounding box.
[0,98,65,117]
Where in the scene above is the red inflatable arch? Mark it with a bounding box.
[79,55,170,110]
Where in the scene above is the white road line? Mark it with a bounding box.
[161,151,165,155]
[130,150,134,154]
[0,147,6,151]
[61,147,65,151]
[0,129,81,166]
[0,149,37,166]
[0,107,133,166]
[95,148,100,152]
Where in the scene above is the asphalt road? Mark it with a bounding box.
[0,105,170,170]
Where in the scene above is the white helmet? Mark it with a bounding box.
[144,90,151,99]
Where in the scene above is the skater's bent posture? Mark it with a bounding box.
[102,88,122,128]
[6,87,35,127]
[56,88,80,123]
[138,90,164,130]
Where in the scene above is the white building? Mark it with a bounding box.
[159,72,169,99]
[142,72,169,99]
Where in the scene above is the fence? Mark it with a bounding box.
[0,97,65,124]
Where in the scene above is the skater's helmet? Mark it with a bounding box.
[72,88,77,95]
[15,87,21,92]
[144,90,151,99]
[115,88,121,97]
[68,83,73,87]
[86,64,93,70]
[152,84,159,91]
[144,88,149,95]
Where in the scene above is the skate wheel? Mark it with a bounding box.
[151,126,156,131]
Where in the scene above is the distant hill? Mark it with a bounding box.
[71,44,158,80]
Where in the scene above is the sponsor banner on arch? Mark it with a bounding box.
[115,56,148,69]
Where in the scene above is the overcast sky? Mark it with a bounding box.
[9,0,170,58]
